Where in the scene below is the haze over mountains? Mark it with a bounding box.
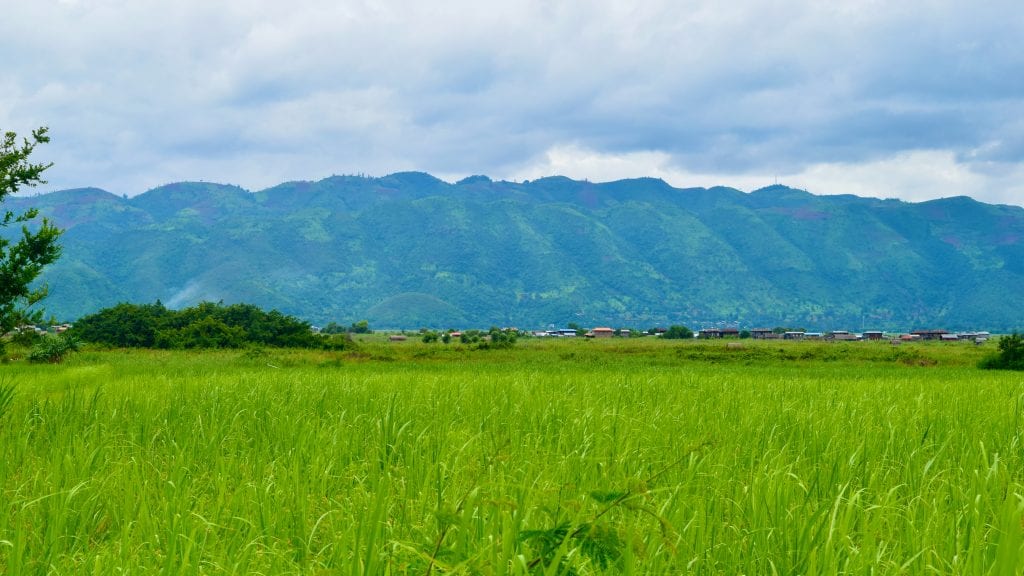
[7,173,1024,331]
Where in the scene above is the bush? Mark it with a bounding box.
[979,332,1024,371]
[661,325,694,340]
[29,333,79,364]
[475,328,517,350]
[156,317,247,349]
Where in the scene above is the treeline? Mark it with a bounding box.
[420,327,517,348]
[72,301,347,349]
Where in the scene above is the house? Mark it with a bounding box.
[863,331,885,341]
[804,332,824,340]
[699,328,739,339]
[750,328,774,339]
[939,334,960,342]
[557,329,578,337]
[591,327,615,338]
[783,331,805,340]
[911,329,949,341]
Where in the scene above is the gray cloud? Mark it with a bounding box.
[2,0,1023,205]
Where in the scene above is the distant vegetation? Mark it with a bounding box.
[71,301,346,350]
[420,327,518,349]
[659,324,694,339]
[321,319,370,334]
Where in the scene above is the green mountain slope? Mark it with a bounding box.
[7,175,1024,330]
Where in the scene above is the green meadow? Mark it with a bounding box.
[2,338,1024,574]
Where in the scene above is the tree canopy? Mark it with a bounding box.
[0,127,62,334]
[661,325,694,339]
[980,333,1024,371]
[71,301,341,350]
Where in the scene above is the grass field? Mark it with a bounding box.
[2,338,1023,574]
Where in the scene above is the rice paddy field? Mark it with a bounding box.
[2,338,1024,574]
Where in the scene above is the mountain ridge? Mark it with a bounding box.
[6,173,1023,331]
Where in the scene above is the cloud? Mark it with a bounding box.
[512,144,1024,207]
[1,0,1022,206]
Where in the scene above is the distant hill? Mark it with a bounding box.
[6,173,1024,331]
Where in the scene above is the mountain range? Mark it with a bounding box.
[5,173,1024,331]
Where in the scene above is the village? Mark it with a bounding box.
[528,326,992,343]
[8,322,993,346]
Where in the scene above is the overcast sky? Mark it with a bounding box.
[3,0,1024,206]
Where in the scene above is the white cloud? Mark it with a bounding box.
[788,151,1024,205]
[509,145,1024,207]
[0,0,1022,206]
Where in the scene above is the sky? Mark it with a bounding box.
[3,0,1024,206]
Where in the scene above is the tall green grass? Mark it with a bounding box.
[1,340,1022,573]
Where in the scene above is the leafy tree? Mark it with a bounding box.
[321,322,344,334]
[72,301,328,349]
[0,127,63,335]
[72,301,171,347]
[157,317,247,349]
[980,332,1024,371]
[308,319,369,335]
[661,325,694,339]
